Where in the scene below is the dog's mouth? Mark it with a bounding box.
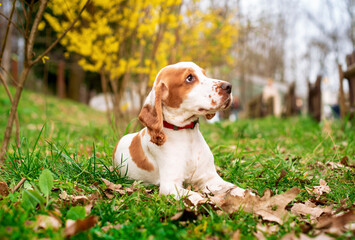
[221,96,232,109]
[197,95,232,114]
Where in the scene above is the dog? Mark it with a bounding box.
[113,62,246,204]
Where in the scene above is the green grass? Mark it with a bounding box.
[0,87,354,239]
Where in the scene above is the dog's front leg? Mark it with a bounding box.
[201,173,247,197]
[157,156,205,205]
[193,146,247,197]
[159,182,204,205]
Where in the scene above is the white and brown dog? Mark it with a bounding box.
[113,62,246,204]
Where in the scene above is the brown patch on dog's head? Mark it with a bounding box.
[139,65,201,145]
[159,67,199,108]
[129,133,154,171]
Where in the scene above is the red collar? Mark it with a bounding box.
[163,120,198,130]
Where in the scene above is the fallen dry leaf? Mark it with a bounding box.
[275,169,287,187]
[334,198,352,214]
[281,232,333,240]
[170,208,199,222]
[65,215,98,238]
[88,191,100,201]
[291,200,333,221]
[326,161,346,170]
[232,229,240,240]
[59,190,89,205]
[84,202,93,215]
[59,191,69,200]
[71,196,89,204]
[253,231,267,240]
[35,214,62,230]
[314,162,326,170]
[219,187,300,224]
[308,197,329,206]
[305,179,330,200]
[125,187,134,195]
[101,178,125,195]
[103,190,114,199]
[0,182,9,197]
[257,223,279,234]
[340,156,355,168]
[101,223,122,232]
[315,210,355,235]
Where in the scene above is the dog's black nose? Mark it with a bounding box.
[220,82,232,94]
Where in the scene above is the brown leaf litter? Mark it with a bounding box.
[0,182,9,198]
[280,232,334,240]
[291,200,333,222]
[340,156,355,168]
[214,187,300,224]
[101,178,125,195]
[59,190,90,205]
[101,223,122,232]
[315,210,355,235]
[181,182,355,239]
[257,223,279,235]
[231,229,241,240]
[305,179,330,200]
[170,208,199,222]
[275,169,288,187]
[35,214,62,230]
[100,178,152,198]
[65,215,98,238]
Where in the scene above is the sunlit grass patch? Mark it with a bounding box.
[0,89,354,239]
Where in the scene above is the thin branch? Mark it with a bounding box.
[16,0,29,36]
[0,0,18,66]
[0,12,23,34]
[12,177,27,193]
[32,0,91,66]
[26,0,48,64]
[0,73,20,147]
[0,65,19,87]
[20,0,28,20]
[24,0,36,63]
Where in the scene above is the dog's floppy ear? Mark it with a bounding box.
[138,82,168,146]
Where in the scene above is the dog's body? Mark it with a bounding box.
[114,62,246,203]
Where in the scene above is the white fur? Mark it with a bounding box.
[114,62,246,204]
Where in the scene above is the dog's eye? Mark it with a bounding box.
[185,74,194,83]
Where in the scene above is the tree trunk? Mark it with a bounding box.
[11,58,18,83]
[68,55,84,102]
[57,60,66,98]
[100,70,113,127]
[0,0,15,84]
[2,35,12,83]
[0,66,30,161]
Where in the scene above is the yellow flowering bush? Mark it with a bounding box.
[45,0,239,103]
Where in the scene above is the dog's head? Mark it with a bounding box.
[139,62,232,145]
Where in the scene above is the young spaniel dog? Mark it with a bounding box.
[114,62,246,204]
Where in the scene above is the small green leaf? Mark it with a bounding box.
[39,169,54,197]
[22,189,45,209]
[67,206,86,220]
